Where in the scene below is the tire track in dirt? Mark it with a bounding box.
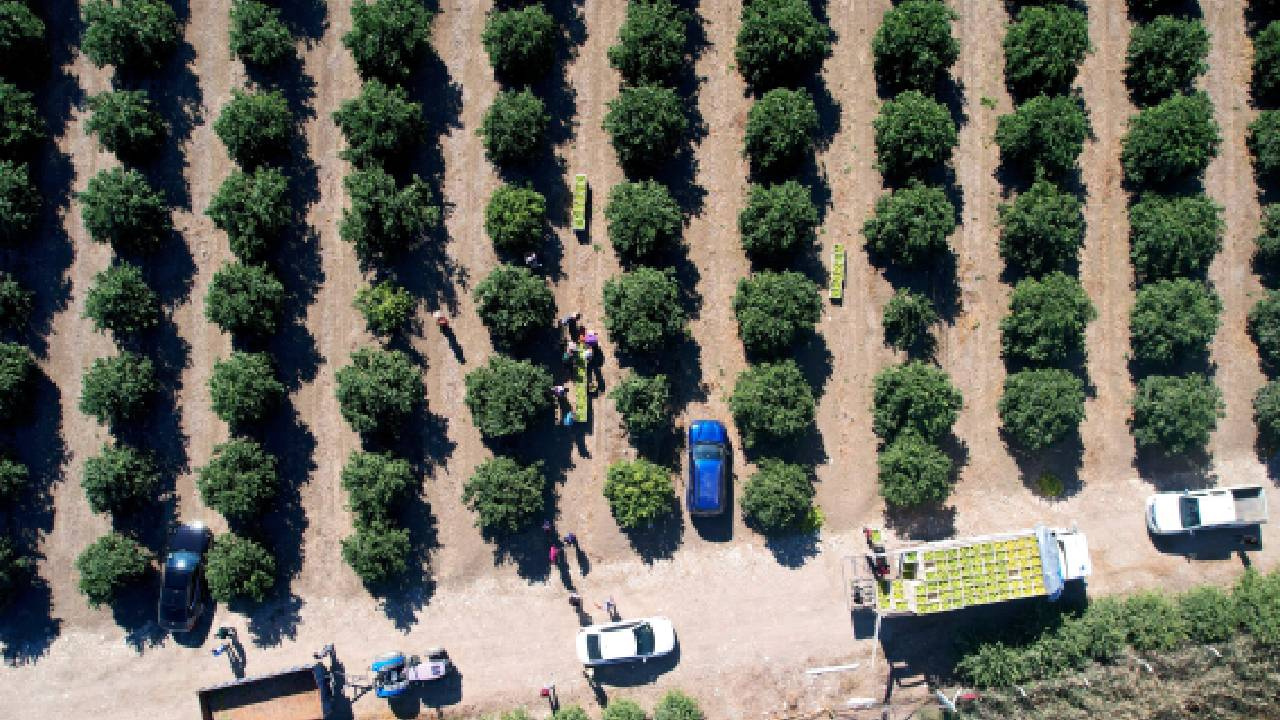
[1204,0,1267,485]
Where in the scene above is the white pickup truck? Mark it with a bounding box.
[1146,485,1269,535]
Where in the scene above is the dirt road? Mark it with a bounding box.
[1,1,1276,719]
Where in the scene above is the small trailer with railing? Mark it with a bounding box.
[847,525,1091,616]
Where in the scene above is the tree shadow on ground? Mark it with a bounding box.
[123,30,202,211]
[622,512,685,563]
[1135,448,1217,490]
[1149,524,1264,561]
[0,570,59,664]
[885,503,958,541]
[1010,432,1086,501]
[111,578,166,653]
[378,491,440,631]
[765,530,821,567]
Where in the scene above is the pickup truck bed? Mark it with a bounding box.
[1232,486,1268,523]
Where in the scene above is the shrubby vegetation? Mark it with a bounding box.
[603,459,677,530]
[82,444,159,515]
[1255,21,1280,102]
[198,439,277,523]
[1257,204,1280,276]
[0,160,38,242]
[738,181,817,264]
[209,351,284,428]
[462,456,545,534]
[1131,373,1222,455]
[1254,379,1280,450]
[604,85,687,175]
[1122,92,1219,186]
[872,0,957,92]
[1129,192,1222,282]
[464,354,553,439]
[473,265,556,348]
[0,272,30,329]
[80,167,170,253]
[1000,272,1096,366]
[342,451,414,527]
[872,361,962,443]
[76,532,149,607]
[1130,278,1220,367]
[480,89,549,166]
[654,690,705,720]
[79,351,155,429]
[605,180,682,264]
[205,262,285,336]
[482,5,557,84]
[1125,16,1208,106]
[603,267,686,354]
[863,182,955,267]
[744,88,818,176]
[1003,5,1089,100]
[877,431,953,508]
[995,95,1088,180]
[610,372,671,437]
[86,90,165,159]
[341,168,439,262]
[0,82,44,157]
[0,342,32,423]
[1249,110,1280,182]
[883,289,937,354]
[335,348,420,435]
[214,89,292,168]
[84,262,160,337]
[229,0,293,68]
[873,91,957,178]
[0,2,45,74]
[485,184,546,255]
[81,0,179,70]
[998,180,1084,276]
[999,368,1085,451]
[206,167,290,262]
[206,533,276,603]
[741,460,815,533]
[735,0,830,91]
[956,570,1280,688]
[730,359,815,448]
[733,270,821,355]
[0,455,28,506]
[354,280,414,336]
[609,0,688,87]
[344,0,432,82]
[342,520,410,585]
[1249,290,1280,370]
[333,80,424,167]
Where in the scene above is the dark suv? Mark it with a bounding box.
[158,522,211,633]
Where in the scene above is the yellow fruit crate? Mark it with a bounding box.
[571,174,588,231]
[829,243,846,301]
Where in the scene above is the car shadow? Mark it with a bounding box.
[1148,524,1264,561]
[590,642,680,687]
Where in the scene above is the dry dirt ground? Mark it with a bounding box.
[1,0,1278,718]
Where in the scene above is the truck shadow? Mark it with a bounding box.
[1148,524,1264,561]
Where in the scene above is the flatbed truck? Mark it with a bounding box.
[847,525,1091,616]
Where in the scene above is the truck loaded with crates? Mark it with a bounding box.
[847,525,1092,616]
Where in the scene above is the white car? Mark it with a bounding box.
[575,617,676,666]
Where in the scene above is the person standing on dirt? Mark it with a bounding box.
[433,310,449,330]
[549,544,560,565]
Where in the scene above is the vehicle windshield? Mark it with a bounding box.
[692,443,721,460]
[159,587,186,612]
[585,634,602,660]
[1180,496,1201,529]
[634,622,655,656]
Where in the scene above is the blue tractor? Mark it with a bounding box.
[371,649,453,698]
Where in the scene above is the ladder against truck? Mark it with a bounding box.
[846,525,1091,617]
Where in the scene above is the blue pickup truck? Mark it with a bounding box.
[687,420,729,516]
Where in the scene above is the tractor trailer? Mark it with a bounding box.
[848,525,1091,616]
[196,663,332,720]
